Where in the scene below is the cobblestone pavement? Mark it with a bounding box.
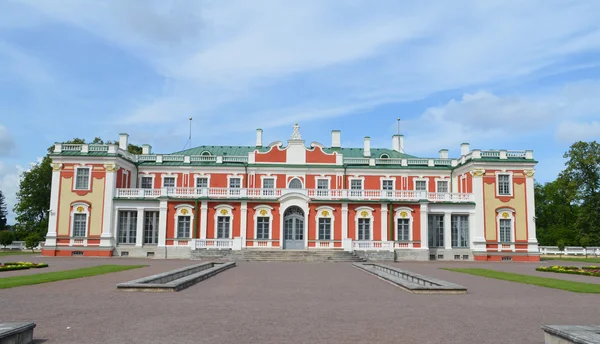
[2,257,600,344]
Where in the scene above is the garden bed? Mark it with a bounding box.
[0,262,49,272]
[537,265,600,277]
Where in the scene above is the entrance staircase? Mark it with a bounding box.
[191,249,365,262]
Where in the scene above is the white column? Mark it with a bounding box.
[100,164,118,247]
[135,208,144,247]
[469,211,476,250]
[200,201,208,239]
[420,202,429,249]
[444,212,452,249]
[471,169,486,252]
[46,163,62,246]
[341,203,348,239]
[157,199,168,247]
[525,170,538,252]
[240,201,247,248]
[381,204,388,242]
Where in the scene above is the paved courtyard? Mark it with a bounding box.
[2,255,600,344]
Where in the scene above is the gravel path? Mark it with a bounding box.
[2,258,600,344]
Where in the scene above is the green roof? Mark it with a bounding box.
[323,147,417,159]
[171,145,268,156]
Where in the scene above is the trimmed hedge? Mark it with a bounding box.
[0,262,49,272]
[537,265,600,277]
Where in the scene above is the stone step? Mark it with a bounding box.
[191,249,365,262]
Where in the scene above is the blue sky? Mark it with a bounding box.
[1,0,600,223]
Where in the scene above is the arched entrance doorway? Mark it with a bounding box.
[283,206,304,249]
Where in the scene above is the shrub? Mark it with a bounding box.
[537,265,600,277]
[0,230,15,249]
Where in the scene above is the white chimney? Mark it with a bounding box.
[460,143,470,156]
[142,144,152,155]
[392,135,404,153]
[439,149,448,159]
[331,130,341,148]
[256,129,263,147]
[363,137,371,157]
[119,133,129,150]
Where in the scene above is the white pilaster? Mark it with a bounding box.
[100,164,118,247]
[469,211,477,250]
[240,202,248,248]
[381,204,388,242]
[341,203,348,239]
[200,201,208,239]
[525,169,539,252]
[444,212,452,249]
[420,202,429,249]
[471,169,486,252]
[135,208,144,247]
[158,199,168,247]
[46,163,62,246]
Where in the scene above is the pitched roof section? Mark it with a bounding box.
[323,147,418,159]
[171,145,269,156]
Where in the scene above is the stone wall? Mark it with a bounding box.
[354,250,394,261]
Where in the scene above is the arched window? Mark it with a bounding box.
[288,178,303,189]
[201,151,211,156]
[379,154,390,159]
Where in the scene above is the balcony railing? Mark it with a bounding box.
[115,188,474,202]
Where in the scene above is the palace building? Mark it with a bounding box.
[42,124,539,261]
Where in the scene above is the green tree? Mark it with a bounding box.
[0,230,14,250]
[14,137,142,237]
[24,233,42,252]
[534,179,578,246]
[0,190,7,231]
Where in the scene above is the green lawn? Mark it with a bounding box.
[541,257,600,263]
[443,268,600,293]
[0,265,145,289]
[0,251,38,257]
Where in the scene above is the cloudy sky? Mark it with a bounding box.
[1,0,600,222]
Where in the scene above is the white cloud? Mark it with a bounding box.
[0,125,16,156]
[556,121,600,143]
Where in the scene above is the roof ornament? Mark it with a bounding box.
[290,123,302,140]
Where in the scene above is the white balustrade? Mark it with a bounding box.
[353,241,394,251]
[394,241,414,249]
[62,144,82,151]
[193,239,234,249]
[69,238,88,246]
[247,240,274,248]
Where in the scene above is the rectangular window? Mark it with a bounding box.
[118,211,137,244]
[177,216,191,238]
[415,180,427,191]
[73,213,87,237]
[143,211,159,244]
[217,216,231,238]
[318,218,332,240]
[397,218,409,241]
[437,181,449,193]
[428,214,444,247]
[256,217,270,240]
[141,176,153,189]
[498,175,511,195]
[262,178,275,196]
[316,179,329,197]
[196,177,208,188]
[451,215,469,247]
[499,219,512,242]
[358,218,370,240]
[163,177,175,188]
[382,180,394,190]
[350,179,363,197]
[75,168,90,190]
[229,177,241,196]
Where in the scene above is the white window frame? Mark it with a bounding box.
[496,172,513,196]
[349,177,364,197]
[139,174,155,189]
[496,208,515,243]
[380,178,395,190]
[287,177,304,189]
[315,206,335,241]
[162,174,178,188]
[174,204,194,239]
[214,205,234,239]
[354,206,374,241]
[413,178,428,192]
[117,210,138,244]
[435,179,449,193]
[316,177,331,197]
[393,207,414,242]
[74,166,92,190]
[451,214,470,248]
[253,205,273,240]
[261,175,277,196]
[70,202,90,238]
[195,174,211,188]
[227,175,243,196]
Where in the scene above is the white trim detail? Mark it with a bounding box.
[214,204,235,239]
[194,173,211,188]
[496,208,515,243]
[70,202,90,238]
[174,204,194,239]
[413,177,428,191]
[354,206,375,240]
[393,206,414,242]
[496,171,514,196]
[315,206,336,241]
[253,205,274,240]
[74,165,92,190]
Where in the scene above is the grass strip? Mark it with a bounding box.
[541,257,600,263]
[0,265,145,289]
[0,251,38,257]
[443,268,600,294]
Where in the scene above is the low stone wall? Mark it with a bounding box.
[115,246,192,259]
[542,325,600,343]
[354,250,394,261]
[395,249,430,261]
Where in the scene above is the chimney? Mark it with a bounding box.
[142,144,152,155]
[256,129,263,147]
[331,130,341,148]
[119,133,129,150]
[392,135,404,153]
[460,143,470,156]
[439,149,448,159]
[363,137,371,157]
